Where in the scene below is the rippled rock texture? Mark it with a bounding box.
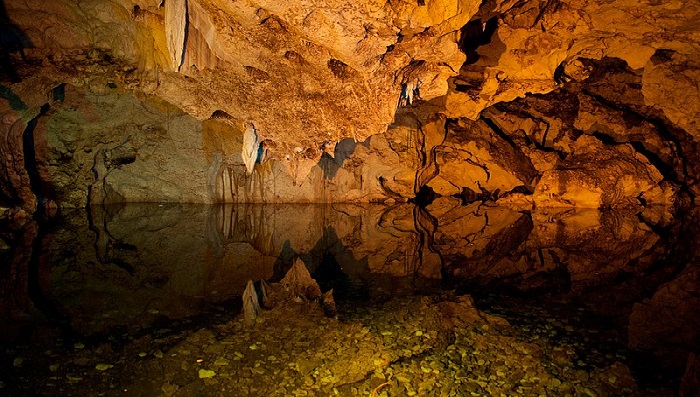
[0,0,699,208]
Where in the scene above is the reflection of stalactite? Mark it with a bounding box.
[414,118,448,195]
[88,150,108,206]
[413,206,443,279]
[214,203,275,255]
[87,205,135,274]
[3,220,37,320]
[406,128,417,169]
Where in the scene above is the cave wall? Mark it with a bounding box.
[1,81,425,207]
[0,0,699,209]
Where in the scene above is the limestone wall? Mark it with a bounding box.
[0,0,699,209]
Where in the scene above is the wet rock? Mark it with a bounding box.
[197,369,215,379]
[629,262,700,368]
[0,104,40,212]
[436,295,510,329]
[319,289,337,317]
[94,363,112,371]
[680,353,700,397]
[426,118,537,198]
[280,258,322,301]
[533,135,667,208]
[0,237,9,251]
[242,280,260,325]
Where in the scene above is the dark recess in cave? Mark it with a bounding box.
[0,0,31,82]
[311,252,353,299]
[458,17,498,65]
[51,83,66,102]
[592,131,677,184]
[328,58,352,80]
[649,48,676,65]
[410,185,438,207]
[456,185,500,205]
[210,109,233,119]
[553,62,569,84]
[23,104,51,213]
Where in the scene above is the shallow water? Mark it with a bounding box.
[0,201,698,395]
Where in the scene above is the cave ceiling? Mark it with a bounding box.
[1,0,699,207]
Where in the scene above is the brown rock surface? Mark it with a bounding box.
[628,262,700,368]
[427,118,537,198]
[0,0,699,207]
[0,101,40,211]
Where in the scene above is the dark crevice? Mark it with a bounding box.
[410,185,438,207]
[533,0,560,27]
[591,131,679,183]
[23,104,50,215]
[583,90,689,183]
[629,141,676,180]
[210,109,233,119]
[455,185,501,205]
[458,16,498,65]
[649,49,676,65]
[0,83,26,110]
[483,110,567,159]
[509,185,532,195]
[51,83,66,102]
[328,58,354,80]
[176,0,189,72]
[481,115,518,149]
[554,61,572,84]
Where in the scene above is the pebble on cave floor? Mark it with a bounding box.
[3,293,675,397]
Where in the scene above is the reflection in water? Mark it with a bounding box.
[0,201,698,392]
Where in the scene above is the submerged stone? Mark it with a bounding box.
[198,369,216,379]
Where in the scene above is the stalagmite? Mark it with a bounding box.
[280,258,322,300]
[242,279,260,325]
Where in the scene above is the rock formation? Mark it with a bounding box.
[0,0,698,209]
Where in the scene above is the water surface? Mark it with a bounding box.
[0,201,697,395]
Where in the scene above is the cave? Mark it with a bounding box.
[1,0,699,395]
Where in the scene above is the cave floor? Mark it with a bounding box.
[1,293,679,397]
[1,291,680,397]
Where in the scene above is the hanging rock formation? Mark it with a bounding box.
[0,0,698,208]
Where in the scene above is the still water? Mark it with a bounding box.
[0,201,698,395]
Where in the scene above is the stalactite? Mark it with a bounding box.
[233,165,243,203]
[228,165,235,202]
[221,166,230,202]
[242,122,259,175]
[216,167,224,203]
[165,0,187,71]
